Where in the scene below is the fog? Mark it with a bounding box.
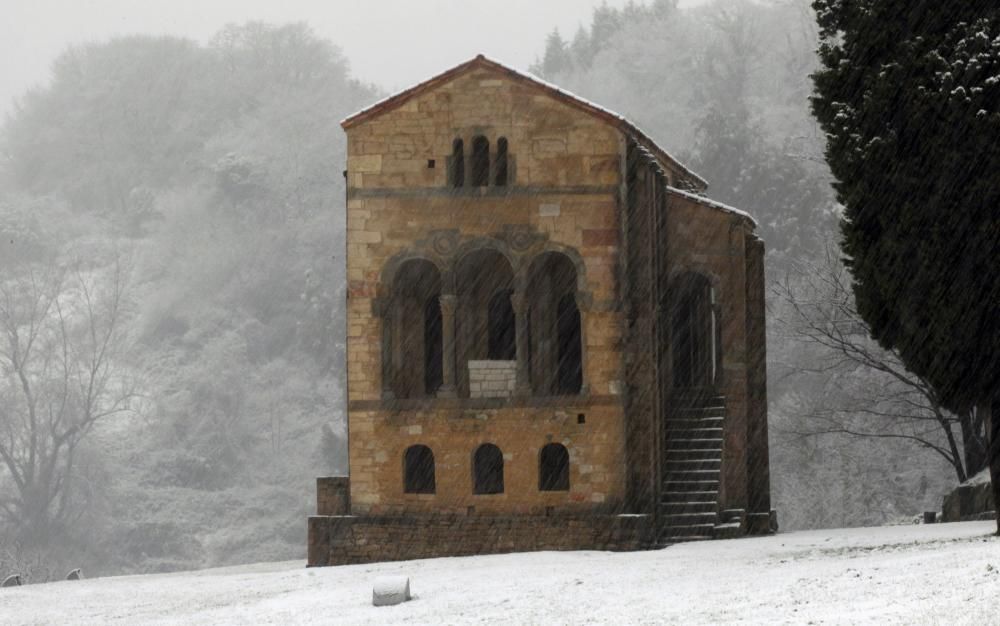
[0,0,708,117]
[0,0,985,601]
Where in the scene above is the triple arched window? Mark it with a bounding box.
[383,249,584,399]
[402,443,571,495]
[450,136,510,188]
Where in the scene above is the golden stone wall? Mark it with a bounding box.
[342,66,758,517]
[665,195,754,512]
[344,67,640,515]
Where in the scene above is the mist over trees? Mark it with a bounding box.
[810,0,1000,530]
[533,0,957,529]
[1,22,373,578]
[0,2,975,579]
[0,258,134,547]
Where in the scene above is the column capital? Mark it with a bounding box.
[439,293,458,313]
[510,290,527,314]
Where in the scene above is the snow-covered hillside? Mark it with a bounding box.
[3,521,997,625]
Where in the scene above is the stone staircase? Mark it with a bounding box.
[659,394,727,544]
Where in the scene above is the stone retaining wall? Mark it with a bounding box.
[307,512,654,567]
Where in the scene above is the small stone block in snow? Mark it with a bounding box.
[373,576,411,606]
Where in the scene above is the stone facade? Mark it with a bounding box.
[309,56,772,566]
[317,477,351,516]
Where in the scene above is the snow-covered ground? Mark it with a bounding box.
[3,521,998,625]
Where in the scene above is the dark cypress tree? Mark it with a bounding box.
[811,1,1000,530]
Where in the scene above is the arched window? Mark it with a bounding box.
[403,445,436,494]
[473,443,504,494]
[487,289,516,360]
[671,272,720,389]
[455,250,515,397]
[556,293,582,395]
[470,135,490,187]
[539,443,569,491]
[527,252,583,396]
[495,137,509,186]
[385,259,443,398]
[450,139,465,188]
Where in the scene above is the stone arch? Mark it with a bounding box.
[382,257,443,399]
[526,251,584,396]
[455,247,517,397]
[668,269,722,391]
[667,264,722,291]
[379,251,449,301]
[518,243,590,308]
[453,237,520,276]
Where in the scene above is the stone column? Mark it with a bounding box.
[511,290,531,395]
[438,294,458,398]
[575,293,590,396]
[381,299,396,400]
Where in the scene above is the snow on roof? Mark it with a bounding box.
[340,54,708,190]
[665,186,758,227]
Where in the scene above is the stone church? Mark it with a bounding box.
[308,55,772,567]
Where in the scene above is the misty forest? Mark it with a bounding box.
[0,0,991,583]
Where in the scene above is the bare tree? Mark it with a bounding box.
[771,248,987,484]
[0,258,135,544]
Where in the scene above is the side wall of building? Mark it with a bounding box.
[744,234,771,530]
[665,193,755,513]
[620,143,669,514]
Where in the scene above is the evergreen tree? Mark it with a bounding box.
[539,29,572,78]
[590,2,624,59]
[569,26,593,71]
[652,0,679,18]
[811,1,1000,530]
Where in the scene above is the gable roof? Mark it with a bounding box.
[341,55,708,191]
